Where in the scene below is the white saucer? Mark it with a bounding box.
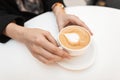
[57,41,96,70]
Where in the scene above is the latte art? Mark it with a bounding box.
[64,33,80,44]
[59,26,90,50]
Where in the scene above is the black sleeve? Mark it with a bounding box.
[0,10,24,43]
[42,0,65,11]
[89,0,98,5]
[0,0,65,43]
[0,0,25,43]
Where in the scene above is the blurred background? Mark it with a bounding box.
[64,0,87,6]
[64,0,120,9]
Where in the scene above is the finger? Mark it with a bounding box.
[35,46,63,62]
[33,54,54,64]
[70,16,93,35]
[30,44,63,62]
[40,38,71,58]
[44,31,58,46]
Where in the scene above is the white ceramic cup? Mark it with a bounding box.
[58,25,92,56]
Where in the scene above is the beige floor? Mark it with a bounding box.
[64,0,87,6]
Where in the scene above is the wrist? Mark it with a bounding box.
[3,22,26,42]
[52,2,65,16]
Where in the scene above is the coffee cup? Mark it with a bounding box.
[58,25,92,56]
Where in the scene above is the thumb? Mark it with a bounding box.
[44,32,58,46]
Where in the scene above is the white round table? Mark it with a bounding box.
[0,6,120,80]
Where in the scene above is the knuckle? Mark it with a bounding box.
[47,54,62,62]
[45,60,54,64]
[47,56,54,61]
[34,37,40,43]
[30,44,35,51]
[34,37,43,44]
[41,60,49,64]
[31,45,38,54]
[31,51,36,57]
[54,56,63,62]
[51,47,59,52]
[57,48,63,53]
[44,31,50,35]
[30,45,41,54]
[58,50,63,55]
[43,61,49,64]
[52,48,64,56]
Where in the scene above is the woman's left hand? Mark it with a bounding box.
[56,13,93,35]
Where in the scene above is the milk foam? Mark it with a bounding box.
[64,33,80,43]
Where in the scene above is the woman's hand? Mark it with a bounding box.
[56,13,92,35]
[52,3,92,35]
[4,23,70,64]
[22,28,70,64]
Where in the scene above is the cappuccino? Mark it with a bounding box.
[59,25,90,50]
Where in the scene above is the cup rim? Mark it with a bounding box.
[58,25,92,51]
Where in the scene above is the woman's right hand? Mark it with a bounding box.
[4,23,70,64]
[22,28,71,64]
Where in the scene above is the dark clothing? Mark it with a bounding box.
[16,0,44,14]
[0,0,65,43]
[105,0,120,9]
